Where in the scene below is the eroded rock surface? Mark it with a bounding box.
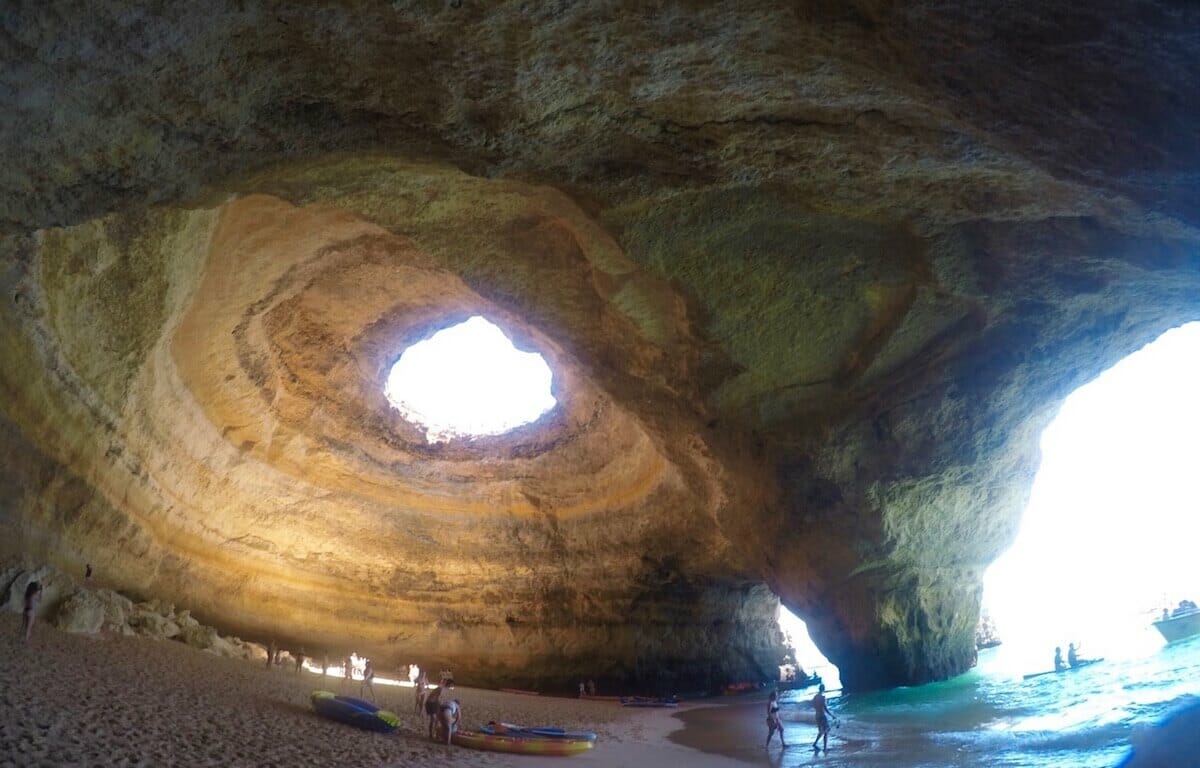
[6,560,261,660]
[1,2,1198,690]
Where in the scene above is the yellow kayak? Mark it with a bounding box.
[451,730,595,755]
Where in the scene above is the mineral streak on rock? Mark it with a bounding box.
[1,2,1199,691]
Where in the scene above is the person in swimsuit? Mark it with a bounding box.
[361,659,377,702]
[765,691,786,747]
[1054,646,1067,672]
[811,683,836,751]
[415,670,429,713]
[1067,643,1080,668]
[437,697,462,745]
[425,684,444,739]
[21,581,42,642]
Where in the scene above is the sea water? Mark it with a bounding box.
[673,633,1200,766]
[775,634,1200,767]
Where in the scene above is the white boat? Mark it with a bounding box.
[1152,607,1200,643]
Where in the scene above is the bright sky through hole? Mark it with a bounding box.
[984,322,1200,666]
[385,316,556,443]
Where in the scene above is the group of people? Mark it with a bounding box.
[1053,642,1090,672]
[416,671,461,745]
[765,683,839,752]
[260,644,380,703]
[577,679,597,697]
[1164,599,1198,619]
[257,640,462,742]
[262,642,318,675]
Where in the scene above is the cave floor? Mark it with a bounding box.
[0,614,756,767]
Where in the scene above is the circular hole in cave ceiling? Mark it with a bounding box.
[384,316,557,443]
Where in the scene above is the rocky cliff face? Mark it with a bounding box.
[1,1,1198,691]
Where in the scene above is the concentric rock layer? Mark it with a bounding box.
[2,2,1199,691]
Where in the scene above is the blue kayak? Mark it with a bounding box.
[311,691,400,733]
[482,722,598,742]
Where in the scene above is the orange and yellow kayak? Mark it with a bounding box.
[452,730,595,755]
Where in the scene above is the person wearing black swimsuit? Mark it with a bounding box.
[766,691,786,747]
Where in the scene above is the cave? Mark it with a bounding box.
[1,2,1199,697]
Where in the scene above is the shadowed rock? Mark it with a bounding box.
[1,2,1198,691]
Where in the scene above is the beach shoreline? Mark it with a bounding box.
[0,613,758,767]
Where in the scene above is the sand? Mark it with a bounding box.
[0,613,768,767]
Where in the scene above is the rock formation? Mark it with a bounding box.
[0,2,1198,691]
[4,562,262,660]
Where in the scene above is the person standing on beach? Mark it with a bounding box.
[295,648,306,674]
[266,639,276,668]
[21,581,42,642]
[765,691,787,747]
[425,683,443,738]
[343,656,354,688]
[811,684,836,752]
[361,659,377,702]
[415,670,429,713]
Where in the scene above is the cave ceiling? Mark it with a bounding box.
[1,2,1198,691]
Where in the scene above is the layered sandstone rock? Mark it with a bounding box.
[1,2,1198,690]
[7,561,261,659]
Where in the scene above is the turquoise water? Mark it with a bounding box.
[775,635,1200,767]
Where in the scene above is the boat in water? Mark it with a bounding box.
[776,672,822,691]
[976,611,1003,650]
[1152,604,1200,643]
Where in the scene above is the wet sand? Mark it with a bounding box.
[670,696,876,767]
[0,613,753,767]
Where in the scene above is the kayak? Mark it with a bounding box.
[620,696,678,708]
[310,691,400,732]
[499,688,541,696]
[1022,658,1104,680]
[482,722,598,741]
[452,730,595,755]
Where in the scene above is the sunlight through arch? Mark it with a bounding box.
[984,322,1200,668]
[778,606,841,690]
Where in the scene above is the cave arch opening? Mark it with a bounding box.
[777,606,841,690]
[384,315,557,443]
[983,322,1200,671]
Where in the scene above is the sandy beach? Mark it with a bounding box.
[0,613,784,768]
